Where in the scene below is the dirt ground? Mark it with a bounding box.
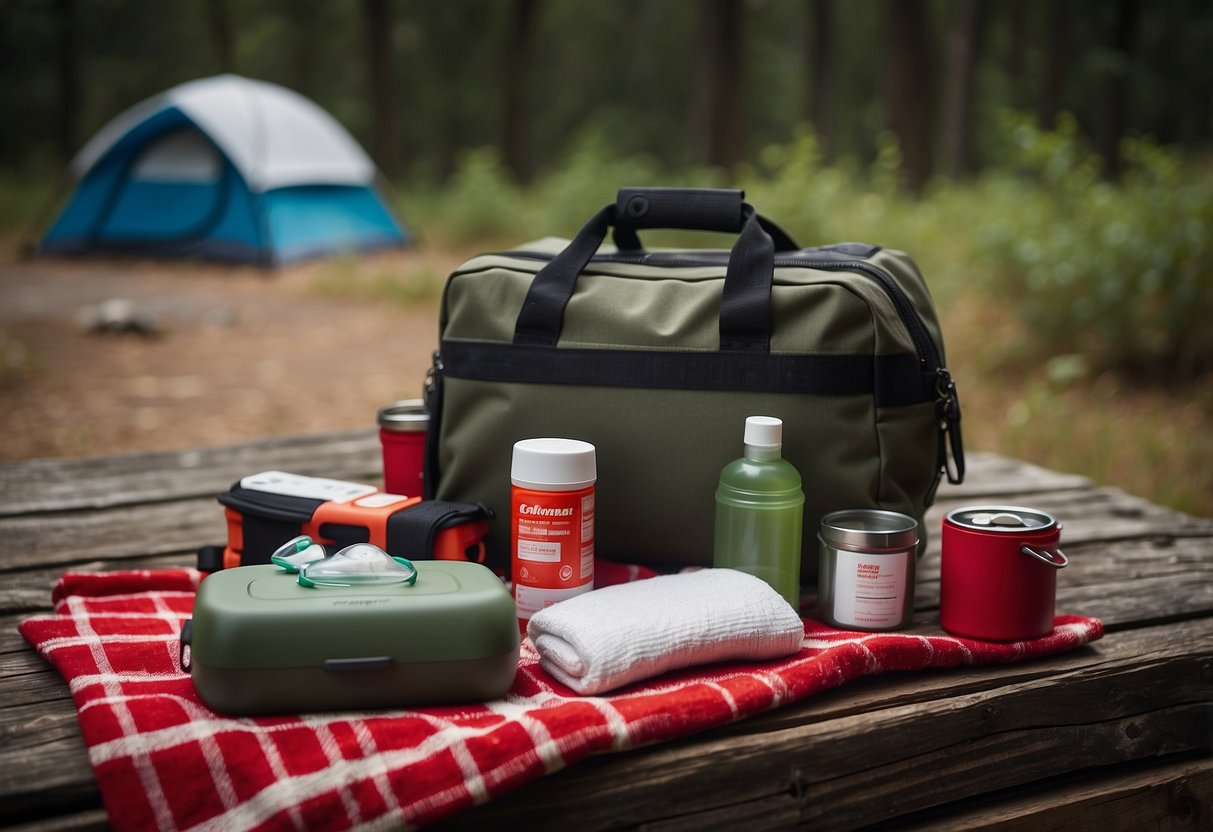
[0,244,462,461]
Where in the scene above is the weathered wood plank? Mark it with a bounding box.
[436,618,1213,831]
[5,615,1211,830]
[4,809,108,832]
[3,484,1205,584]
[2,655,72,710]
[0,443,1086,520]
[0,440,1207,831]
[936,451,1091,498]
[6,532,1209,624]
[1,697,89,757]
[909,568,1213,630]
[0,734,96,825]
[894,753,1213,831]
[0,498,224,570]
[0,429,381,516]
[928,486,1213,548]
[638,754,1213,831]
[0,553,196,615]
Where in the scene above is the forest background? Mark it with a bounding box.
[1,0,1211,517]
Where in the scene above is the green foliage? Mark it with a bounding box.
[975,113,1213,377]
[408,148,526,246]
[0,171,59,234]
[0,331,37,391]
[399,114,1213,383]
[308,255,446,307]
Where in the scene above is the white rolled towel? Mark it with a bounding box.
[526,568,804,695]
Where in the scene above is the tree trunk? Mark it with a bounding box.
[1005,0,1029,103]
[807,0,834,156]
[1098,0,1141,180]
[1037,0,1070,130]
[289,0,325,98]
[207,0,234,73]
[363,0,400,179]
[690,0,745,170]
[56,0,79,163]
[885,0,933,192]
[502,0,538,183]
[940,0,987,177]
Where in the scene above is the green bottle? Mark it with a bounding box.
[713,416,805,608]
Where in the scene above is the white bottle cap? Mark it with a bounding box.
[743,416,783,448]
[511,438,597,491]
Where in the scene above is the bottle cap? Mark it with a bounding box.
[743,416,783,448]
[512,438,597,490]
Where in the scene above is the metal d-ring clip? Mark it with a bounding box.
[179,620,192,671]
[1020,545,1068,568]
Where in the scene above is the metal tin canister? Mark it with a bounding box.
[818,509,919,631]
[940,506,1068,642]
[377,399,429,498]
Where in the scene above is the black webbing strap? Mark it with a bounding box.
[386,500,494,560]
[513,205,614,347]
[441,340,931,406]
[717,205,774,352]
[196,545,225,572]
[514,206,780,352]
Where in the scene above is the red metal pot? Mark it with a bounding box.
[940,506,1068,641]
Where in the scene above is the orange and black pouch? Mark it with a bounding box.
[200,474,493,572]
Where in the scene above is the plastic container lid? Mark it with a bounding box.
[744,416,783,448]
[511,438,597,490]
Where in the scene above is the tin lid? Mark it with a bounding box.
[819,509,919,552]
[945,505,1057,532]
[377,399,428,432]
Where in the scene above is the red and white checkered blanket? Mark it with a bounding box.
[20,566,1103,831]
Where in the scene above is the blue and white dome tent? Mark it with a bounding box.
[40,74,408,265]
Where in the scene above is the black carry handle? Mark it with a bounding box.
[611,187,800,253]
[514,188,797,352]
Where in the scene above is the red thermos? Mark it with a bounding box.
[377,399,428,499]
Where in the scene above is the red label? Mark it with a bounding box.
[511,485,595,594]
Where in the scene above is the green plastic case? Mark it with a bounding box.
[184,561,519,715]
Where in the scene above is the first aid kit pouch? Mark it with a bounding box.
[425,187,964,581]
[210,471,493,570]
[180,561,519,714]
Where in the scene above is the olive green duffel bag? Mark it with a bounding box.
[424,187,964,584]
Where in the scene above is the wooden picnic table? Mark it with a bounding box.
[2,429,1211,830]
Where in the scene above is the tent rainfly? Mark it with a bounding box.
[40,74,407,265]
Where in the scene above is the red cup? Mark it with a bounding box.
[377,400,428,498]
[940,506,1068,641]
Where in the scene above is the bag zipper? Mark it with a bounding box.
[445,246,965,487]
[486,248,942,373]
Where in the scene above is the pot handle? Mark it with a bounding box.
[1020,545,1068,568]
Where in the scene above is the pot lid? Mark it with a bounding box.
[946,505,1057,532]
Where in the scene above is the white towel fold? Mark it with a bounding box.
[526,568,804,695]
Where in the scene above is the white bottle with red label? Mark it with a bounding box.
[511,438,596,631]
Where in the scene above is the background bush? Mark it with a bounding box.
[407,115,1212,383]
[974,114,1213,378]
